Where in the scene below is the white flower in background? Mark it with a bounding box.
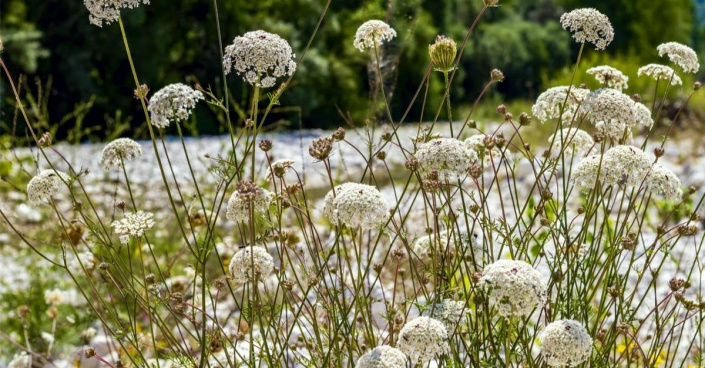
[479,259,547,317]
[8,352,31,368]
[353,20,397,52]
[412,230,482,261]
[44,288,66,305]
[645,163,682,201]
[397,316,450,365]
[66,250,98,275]
[637,64,683,85]
[148,83,203,128]
[426,299,467,332]
[539,319,593,367]
[548,128,594,156]
[27,169,71,205]
[229,246,274,284]
[100,138,142,170]
[657,42,700,73]
[572,154,603,189]
[560,8,614,50]
[415,138,478,178]
[355,345,408,368]
[226,181,275,223]
[84,0,149,27]
[323,183,389,229]
[601,145,652,186]
[465,134,512,165]
[586,65,629,90]
[41,331,54,344]
[223,30,297,88]
[594,120,633,143]
[112,211,155,244]
[531,86,590,123]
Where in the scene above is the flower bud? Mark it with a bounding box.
[694,81,701,91]
[259,139,273,152]
[490,68,504,82]
[518,112,531,126]
[429,35,457,73]
[332,127,346,141]
[654,147,665,157]
[134,84,149,100]
[496,104,507,115]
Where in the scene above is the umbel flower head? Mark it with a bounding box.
[531,86,590,123]
[412,230,482,262]
[560,8,614,50]
[323,183,389,229]
[479,259,547,317]
[581,88,653,139]
[228,246,274,284]
[226,181,275,223]
[353,20,397,52]
[354,345,408,368]
[657,42,700,73]
[548,128,595,156]
[100,138,142,170]
[397,316,450,365]
[148,83,204,129]
[586,65,629,90]
[465,134,512,165]
[223,30,297,88]
[111,211,155,244]
[572,145,652,189]
[429,35,457,73]
[539,319,593,367]
[426,299,467,332]
[637,64,683,86]
[415,138,478,178]
[84,0,149,27]
[27,169,71,205]
[645,163,682,201]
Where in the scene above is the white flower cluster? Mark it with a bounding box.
[572,145,652,189]
[548,128,594,156]
[657,42,700,73]
[479,259,547,317]
[223,30,297,88]
[560,8,614,50]
[148,83,204,128]
[7,352,31,368]
[228,246,274,284]
[100,138,142,170]
[111,211,155,244]
[581,88,652,141]
[645,163,682,201]
[353,20,397,52]
[427,299,466,332]
[539,319,593,367]
[44,288,84,306]
[531,86,589,123]
[226,182,275,223]
[355,345,408,368]
[465,134,512,165]
[637,64,682,86]
[397,316,450,365]
[412,230,482,261]
[323,183,389,229]
[415,138,478,178]
[586,65,629,90]
[27,170,70,205]
[66,250,98,275]
[84,0,149,27]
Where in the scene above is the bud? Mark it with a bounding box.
[188,210,206,227]
[654,146,665,158]
[145,273,156,284]
[373,263,383,272]
[593,131,605,143]
[390,247,406,262]
[0,38,3,53]
[405,157,420,172]
[577,206,585,214]
[259,140,273,152]
[483,0,499,6]
[115,201,126,211]
[632,94,642,102]
[281,279,294,291]
[496,104,507,115]
[467,164,482,179]
[331,127,346,141]
[518,112,531,126]
[694,81,702,91]
[669,278,686,291]
[244,119,255,128]
[504,112,513,121]
[37,132,53,147]
[134,84,149,100]
[376,151,387,161]
[307,275,319,287]
[17,305,30,318]
[428,35,457,73]
[381,131,392,142]
[308,137,333,161]
[490,68,504,82]
[85,347,96,358]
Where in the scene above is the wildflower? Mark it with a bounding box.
[586,65,629,90]
[637,64,683,85]
[539,319,593,367]
[465,134,512,165]
[560,8,614,50]
[479,259,547,317]
[44,288,67,305]
[223,30,297,88]
[309,136,334,160]
[429,35,457,73]
[572,155,602,189]
[426,299,467,332]
[100,138,142,170]
[490,68,505,82]
[111,211,155,244]
[226,181,275,223]
[27,169,71,205]
[582,89,653,139]
[397,316,450,365]
[84,0,149,27]
[657,42,700,73]
[355,345,408,368]
[601,145,652,186]
[147,83,203,128]
[229,246,274,284]
[415,138,478,178]
[531,86,590,123]
[270,160,295,178]
[645,163,682,201]
[548,128,594,156]
[353,20,397,52]
[323,183,389,229]
[8,352,31,368]
[412,230,482,262]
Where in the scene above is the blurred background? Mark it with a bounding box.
[1,0,703,141]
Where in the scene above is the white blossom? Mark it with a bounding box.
[532,86,590,123]
[226,181,275,223]
[223,30,296,88]
[539,320,593,367]
[84,0,149,27]
[645,163,682,201]
[415,138,478,178]
[560,8,614,50]
[548,128,594,156]
[323,183,389,229]
[479,259,547,317]
[100,138,142,170]
[148,83,204,128]
[229,246,274,284]
[111,211,155,244]
[657,42,700,73]
[355,345,407,368]
[27,170,70,205]
[353,20,397,52]
[637,64,682,85]
[397,316,450,365]
[586,65,628,90]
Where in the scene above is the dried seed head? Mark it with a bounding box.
[38,132,53,147]
[654,147,665,157]
[309,136,333,161]
[332,127,346,141]
[405,157,421,172]
[84,347,96,358]
[259,139,273,152]
[519,112,532,126]
[496,104,507,115]
[694,81,702,90]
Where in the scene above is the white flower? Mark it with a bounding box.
[66,250,98,275]
[323,183,389,229]
[100,138,142,170]
[645,163,682,201]
[586,65,628,90]
[415,138,478,178]
[27,170,71,205]
[548,128,594,156]
[84,0,149,27]
[594,120,633,143]
[228,246,274,284]
[465,134,512,165]
[539,319,593,367]
[412,230,482,262]
[637,64,683,85]
[582,89,653,140]
[355,345,407,368]
[479,259,547,317]
[397,316,450,365]
[148,83,204,128]
[111,211,155,244]
[425,299,467,332]
[353,20,397,52]
[223,30,296,88]
[560,8,614,50]
[41,331,54,344]
[572,154,603,189]
[226,181,274,223]
[8,352,31,368]
[532,86,590,123]
[657,42,700,73]
[44,288,66,305]
[601,145,652,186]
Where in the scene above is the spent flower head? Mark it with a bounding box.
[353,20,397,52]
[27,170,71,205]
[100,138,142,170]
[657,42,700,73]
[560,8,614,50]
[148,83,204,129]
[84,0,149,27]
[223,30,297,88]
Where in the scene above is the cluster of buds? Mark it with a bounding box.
[429,35,457,73]
[309,136,333,161]
[134,84,149,100]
